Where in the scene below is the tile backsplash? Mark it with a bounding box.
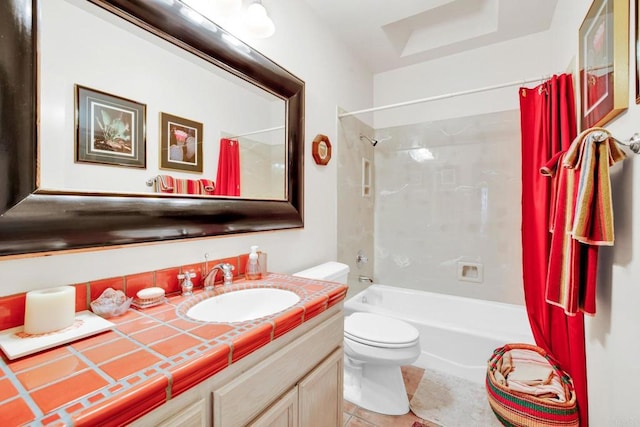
[0,253,250,331]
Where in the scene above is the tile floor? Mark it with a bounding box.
[342,365,440,427]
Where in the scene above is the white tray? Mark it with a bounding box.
[0,310,115,360]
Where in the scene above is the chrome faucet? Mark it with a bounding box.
[203,263,235,291]
[179,271,195,296]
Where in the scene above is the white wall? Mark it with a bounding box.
[0,0,372,297]
[374,1,640,424]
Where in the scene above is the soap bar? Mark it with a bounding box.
[24,286,76,335]
[137,287,165,300]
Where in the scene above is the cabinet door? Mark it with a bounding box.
[156,398,207,427]
[248,387,298,427]
[298,348,343,427]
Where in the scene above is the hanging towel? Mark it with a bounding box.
[156,175,175,193]
[173,178,202,195]
[540,128,625,315]
[155,175,207,195]
[199,179,216,195]
[563,128,626,245]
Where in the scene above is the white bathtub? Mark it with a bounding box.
[344,284,535,384]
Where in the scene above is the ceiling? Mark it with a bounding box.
[300,0,559,74]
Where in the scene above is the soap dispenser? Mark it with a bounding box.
[245,245,262,280]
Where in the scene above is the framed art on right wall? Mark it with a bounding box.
[578,0,628,130]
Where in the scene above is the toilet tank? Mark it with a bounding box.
[293,262,350,284]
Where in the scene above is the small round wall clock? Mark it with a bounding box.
[312,134,332,166]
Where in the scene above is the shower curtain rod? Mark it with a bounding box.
[338,75,640,154]
[227,125,284,139]
[338,76,547,118]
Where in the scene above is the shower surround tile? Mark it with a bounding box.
[338,112,375,288]
[338,109,525,305]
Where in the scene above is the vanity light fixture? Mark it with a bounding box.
[183,0,275,38]
[245,0,275,39]
[212,0,242,17]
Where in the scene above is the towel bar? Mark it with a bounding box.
[615,132,640,154]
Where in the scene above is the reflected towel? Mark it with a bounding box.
[199,179,216,195]
[156,175,175,193]
[174,178,202,195]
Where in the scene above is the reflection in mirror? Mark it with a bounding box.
[0,0,304,257]
[40,0,286,200]
[228,127,286,199]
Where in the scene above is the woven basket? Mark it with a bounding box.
[486,343,579,427]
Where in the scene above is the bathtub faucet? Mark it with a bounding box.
[203,263,234,291]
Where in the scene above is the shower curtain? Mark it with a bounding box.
[519,74,588,426]
[214,138,241,196]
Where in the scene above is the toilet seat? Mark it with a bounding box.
[344,312,419,349]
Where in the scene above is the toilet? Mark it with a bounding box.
[293,262,420,416]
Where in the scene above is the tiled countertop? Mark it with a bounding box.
[0,273,347,426]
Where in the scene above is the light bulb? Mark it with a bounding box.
[245,1,275,38]
[212,0,242,17]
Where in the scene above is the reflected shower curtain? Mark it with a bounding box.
[520,74,588,426]
[214,138,240,196]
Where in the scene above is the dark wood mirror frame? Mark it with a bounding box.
[0,0,304,258]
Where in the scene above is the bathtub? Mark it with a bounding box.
[343,284,535,384]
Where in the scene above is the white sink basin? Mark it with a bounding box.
[186,288,301,323]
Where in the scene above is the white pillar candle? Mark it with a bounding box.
[24,286,76,335]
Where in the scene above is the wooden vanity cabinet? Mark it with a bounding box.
[245,348,343,427]
[131,306,344,427]
[155,399,208,427]
[297,347,343,426]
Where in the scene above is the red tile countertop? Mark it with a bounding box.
[0,273,348,426]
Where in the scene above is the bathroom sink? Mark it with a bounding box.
[185,288,301,323]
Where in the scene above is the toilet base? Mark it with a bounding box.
[344,356,410,416]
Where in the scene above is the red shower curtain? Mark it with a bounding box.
[214,138,241,196]
[520,74,588,426]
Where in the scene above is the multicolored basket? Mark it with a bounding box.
[486,343,579,427]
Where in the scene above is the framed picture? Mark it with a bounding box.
[578,0,628,130]
[75,85,146,168]
[160,113,203,173]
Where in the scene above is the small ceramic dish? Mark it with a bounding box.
[90,288,132,318]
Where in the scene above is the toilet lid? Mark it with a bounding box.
[344,312,419,348]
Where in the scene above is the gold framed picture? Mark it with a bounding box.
[159,112,204,173]
[578,0,629,130]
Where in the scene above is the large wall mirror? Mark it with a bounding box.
[0,0,305,257]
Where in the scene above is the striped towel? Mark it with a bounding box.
[540,128,624,315]
[199,179,216,195]
[562,128,625,245]
[156,175,175,193]
[173,178,202,195]
[155,175,212,195]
